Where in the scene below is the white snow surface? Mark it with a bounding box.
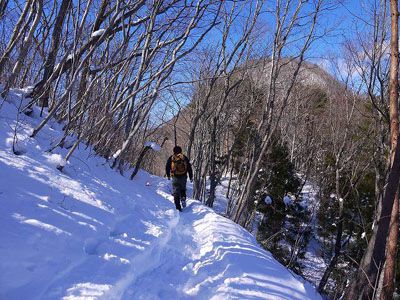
[297,183,326,286]
[0,91,322,300]
[91,29,105,38]
[264,195,272,205]
[144,141,161,151]
[283,195,293,206]
[112,149,122,159]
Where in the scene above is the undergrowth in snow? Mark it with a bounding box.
[0,90,322,299]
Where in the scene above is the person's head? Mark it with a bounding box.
[173,146,182,155]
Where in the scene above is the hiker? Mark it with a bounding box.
[165,146,193,211]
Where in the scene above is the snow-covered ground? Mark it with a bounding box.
[0,91,322,299]
[214,177,327,287]
[297,184,326,286]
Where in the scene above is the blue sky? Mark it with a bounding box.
[169,1,376,97]
[211,1,373,63]
[312,1,364,55]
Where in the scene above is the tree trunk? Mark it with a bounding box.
[0,0,8,20]
[0,0,33,76]
[345,2,399,298]
[2,0,43,98]
[318,165,345,293]
[131,137,167,179]
[206,117,218,207]
[381,0,399,298]
[32,0,71,107]
[29,0,145,103]
[226,161,235,199]
[345,132,400,299]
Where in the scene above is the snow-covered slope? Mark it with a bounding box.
[0,92,322,299]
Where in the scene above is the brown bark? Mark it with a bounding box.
[381,0,399,298]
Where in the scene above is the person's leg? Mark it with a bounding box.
[174,195,182,211]
[181,193,186,208]
[179,177,187,208]
[172,177,182,211]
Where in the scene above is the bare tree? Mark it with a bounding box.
[32,0,72,107]
[381,2,399,298]
[0,0,34,77]
[345,0,399,298]
[232,0,324,226]
[2,0,43,98]
[0,0,8,20]
[317,86,373,294]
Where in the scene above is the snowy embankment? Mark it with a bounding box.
[0,91,322,300]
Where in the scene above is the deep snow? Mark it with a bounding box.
[0,91,322,300]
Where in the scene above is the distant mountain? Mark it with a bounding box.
[149,58,350,176]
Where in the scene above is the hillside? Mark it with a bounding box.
[150,59,350,176]
[0,91,322,299]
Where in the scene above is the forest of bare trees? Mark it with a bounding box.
[0,0,398,299]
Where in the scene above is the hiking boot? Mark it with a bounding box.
[181,197,186,208]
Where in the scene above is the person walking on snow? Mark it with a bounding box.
[165,146,193,212]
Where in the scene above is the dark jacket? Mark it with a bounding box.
[166,154,193,180]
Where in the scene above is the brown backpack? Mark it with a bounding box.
[171,153,187,176]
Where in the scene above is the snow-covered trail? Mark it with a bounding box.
[103,182,320,300]
[0,92,321,299]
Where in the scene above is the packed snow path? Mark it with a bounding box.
[0,92,321,299]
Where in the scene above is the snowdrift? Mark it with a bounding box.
[0,91,322,299]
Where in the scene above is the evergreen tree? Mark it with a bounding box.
[254,134,310,275]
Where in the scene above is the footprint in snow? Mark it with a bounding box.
[84,238,104,255]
